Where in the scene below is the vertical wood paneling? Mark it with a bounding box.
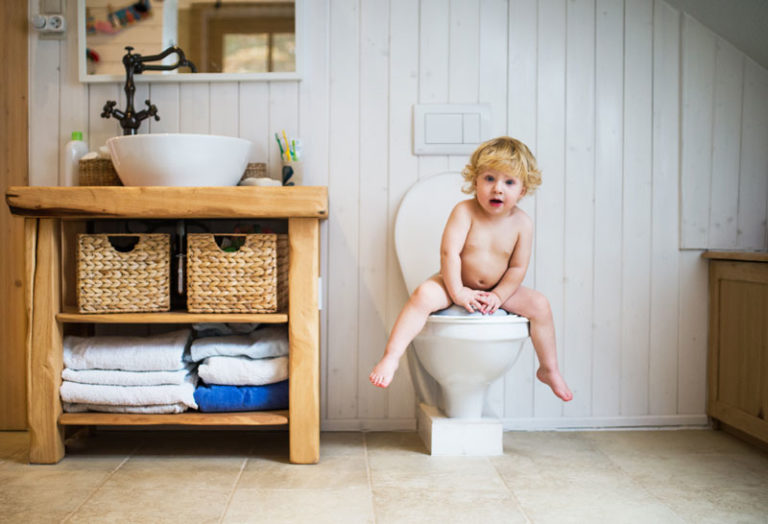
[649,0,680,416]
[239,83,270,163]
[326,0,360,419]
[480,0,510,417]
[621,0,653,416]
[29,0,766,430]
[534,0,566,417]
[592,0,623,417]
[148,84,181,134]
[680,15,715,249]
[506,0,538,418]
[385,0,419,420]
[59,0,88,185]
[737,60,768,251]
[210,83,239,137]
[708,41,743,249]
[179,84,210,133]
[418,0,450,178]
[563,0,595,417]
[677,250,708,414]
[29,38,60,187]
[357,0,390,420]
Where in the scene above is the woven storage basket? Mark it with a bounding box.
[77,234,170,313]
[186,233,288,313]
[79,158,123,186]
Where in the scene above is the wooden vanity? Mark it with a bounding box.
[6,186,327,464]
[704,251,768,448]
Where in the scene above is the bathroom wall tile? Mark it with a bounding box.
[237,455,369,490]
[223,487,375,524]
[69,487,229,524]
[0,486,92,524]
[103,456,246,492]
[372,486,527,524]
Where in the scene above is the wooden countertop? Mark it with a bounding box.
[702,250,768,263]
[6,186,328,219]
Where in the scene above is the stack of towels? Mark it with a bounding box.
[191,324,289,412]
[61,329,198,414]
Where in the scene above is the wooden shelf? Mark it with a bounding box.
[57,308,288,324]
[59,410,289,426]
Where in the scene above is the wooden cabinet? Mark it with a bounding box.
[704,251,768,446]
[6,186,327,464]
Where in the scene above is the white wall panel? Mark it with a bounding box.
[30,0,768,430]
[591,0,624,417]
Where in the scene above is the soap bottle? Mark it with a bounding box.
[61,131,88,186]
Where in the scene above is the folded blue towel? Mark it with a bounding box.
[194,380,289,412]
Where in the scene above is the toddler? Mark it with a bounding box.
[369,137,572,402]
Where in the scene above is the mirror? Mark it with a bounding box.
[78,0,301,82]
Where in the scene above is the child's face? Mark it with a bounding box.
[474,169,527,215]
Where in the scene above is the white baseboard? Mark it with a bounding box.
[321,414,709,432]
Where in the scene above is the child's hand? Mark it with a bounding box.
[477,291,502,314]
[454,288,488,313]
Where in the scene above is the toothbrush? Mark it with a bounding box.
[274,133,285,159]
[290,139,297,161]
[282,130,291,162]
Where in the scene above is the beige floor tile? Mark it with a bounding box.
[369,453,509,492]
[0,486,92,524]
[493,436,684,523]
[320,431,366,457]
[238,454,369,490]
[365,431,428,456]
[373,486,527,524]
[223,487,375,523]
[103,455,246,492]
[69,487,229,524]
[0,455,124,489]
[583,428,764,457]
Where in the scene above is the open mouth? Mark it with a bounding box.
[489,198,503,207]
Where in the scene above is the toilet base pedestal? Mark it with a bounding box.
[417,403,503,456]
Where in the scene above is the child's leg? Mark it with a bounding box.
[369,275,452,388]
[501,286,573,401]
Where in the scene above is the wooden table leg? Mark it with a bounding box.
[288,218,320,464]
[27,218,65,464]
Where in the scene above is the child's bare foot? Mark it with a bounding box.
[536,367,573,401]
[369,355,399,388]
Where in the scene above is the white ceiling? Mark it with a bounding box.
[664,0,768,70]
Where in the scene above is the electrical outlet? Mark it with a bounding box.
[45,14,66,32]
[32,13,66,39]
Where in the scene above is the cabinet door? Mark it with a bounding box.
[709,261,768,443]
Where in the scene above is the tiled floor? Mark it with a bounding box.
[1,428,767,523]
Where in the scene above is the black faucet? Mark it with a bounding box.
[101,46,197,135]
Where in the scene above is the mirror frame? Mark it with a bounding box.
[78,0,303,83]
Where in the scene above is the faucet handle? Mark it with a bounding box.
[101,100,117,118]
[144,99,160,122]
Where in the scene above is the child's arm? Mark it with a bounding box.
[483,215,533,313]
[440,202,487,312]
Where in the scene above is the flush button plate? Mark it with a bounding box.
[413,104,491,155]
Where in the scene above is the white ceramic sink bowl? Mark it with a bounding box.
[107,134,252,186]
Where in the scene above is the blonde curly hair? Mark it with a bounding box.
[461,137,542,196]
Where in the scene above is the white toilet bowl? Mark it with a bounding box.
[395,172,531,419]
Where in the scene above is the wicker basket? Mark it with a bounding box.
[77,234,170,313]
[79,158,123,186]
[186,233,288,313]
[239,162,268,184]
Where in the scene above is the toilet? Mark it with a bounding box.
[395,172,530,451]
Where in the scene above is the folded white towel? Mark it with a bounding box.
[62,402,188,414]
[60,374,197,409]
[190,325,288,362]
[62,365,193,386]
[63,329,191,371]
[198,355,288,386]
